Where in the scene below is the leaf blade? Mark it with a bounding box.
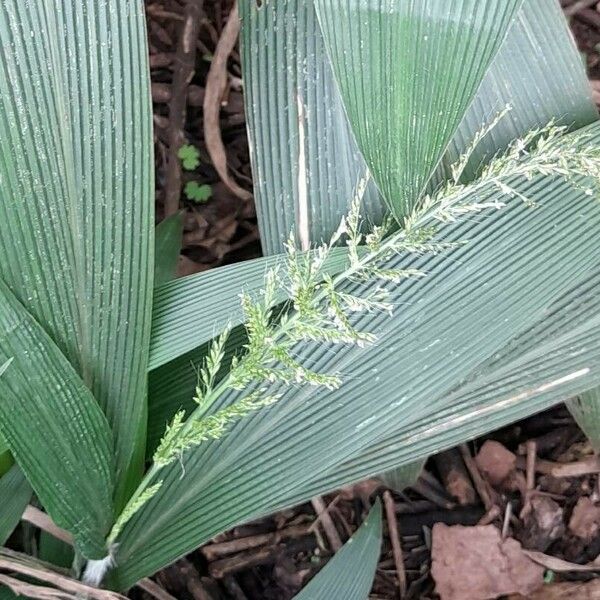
[0,0,154,508]
[313,0,523,217]
[113,126,600,587]
[0,281,114,559]
[0,465,31,546]
[293,501,381,600]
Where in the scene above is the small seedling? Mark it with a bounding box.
[184,181,212,203]
[178,144,201,170]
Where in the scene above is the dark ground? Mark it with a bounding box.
[144,1,600,598]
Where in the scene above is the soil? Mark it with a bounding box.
[143,1,600,599]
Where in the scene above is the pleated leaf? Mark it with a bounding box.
[112,126,600,587]
[150,0,594,379]
[312,0,522,218]
[0,281,114,559]
[147,250,351,454]
[434,0,597,183]
[304,310,600,496]
[293,501,381,600]
[240,0,383,254]
[0,0,154,508]
[239,0,600,465]
[241,0,596,253]
[0,465,31,546]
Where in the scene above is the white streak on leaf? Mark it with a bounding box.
[296,93,310,251]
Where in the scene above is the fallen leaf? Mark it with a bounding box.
[568,497,600,541]
[431,524,544,600]
[475,440,517,487]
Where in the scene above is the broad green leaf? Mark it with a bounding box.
[111,126,600,587]
[150,0,597,382]
[155,213,184,288]
[313,0,523,219]
[303,311,600,496]
[434,0,597,182]
[0,0,154,508]
[239,0,600,480]
[293,501,381,600]
[240,0,383,254]
[0,453,11,479]
[0,281,114,559]
[241,0,596,254]
[0,365,11,477]
[0,466,31,546]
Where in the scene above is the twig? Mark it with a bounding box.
[164,0,203,216]
[411,470,456,509]
[137,578,179,600]
[459,444,495,511]
[208,538,316,578]
[0,550,125,600]
[0,574,72,600]
[515,454,600,477]
[525,441,537,491]
[22,506,73,546]
[501,502,514,540]
[310,496,343,551]
[179,559,216,600]
[201,525,310,560]
[383,491,407,598]
[575,7,600,28]
[477,505,501,526]
[550,456,600,477]
[203,0,252,201]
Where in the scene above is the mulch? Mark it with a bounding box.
[144,1,600,598]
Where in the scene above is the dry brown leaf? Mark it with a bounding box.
[431,524,544,600]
